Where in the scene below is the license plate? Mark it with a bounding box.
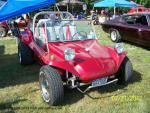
[92,77,108,87]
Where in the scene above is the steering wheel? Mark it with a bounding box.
[72,31,87,40]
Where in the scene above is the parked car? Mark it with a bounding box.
[128,7,144,13]
[128,7,150,14]
[0,21,9,37]
[0,15,29,38]
[101,13,150,48]
[17,11,133,106]
[145,8,150,12]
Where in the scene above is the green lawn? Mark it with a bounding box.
[0,27,150,113]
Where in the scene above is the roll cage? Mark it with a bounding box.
[32,11,97,42]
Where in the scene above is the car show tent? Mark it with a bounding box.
[0,0,55,22]
[56,0,85,12]
[94,0,138,15]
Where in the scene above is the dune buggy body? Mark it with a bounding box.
[18,11,132,105]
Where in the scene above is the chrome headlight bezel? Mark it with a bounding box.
[64,48,76,61]
[115,43,125,54]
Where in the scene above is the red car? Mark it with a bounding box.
[0,16,29,37]
[128,7,145,13]
[101,13,150,48]
[128,7,150,14]
[17,11,133,106]
[145,9,150,12]
[0,21,9,37]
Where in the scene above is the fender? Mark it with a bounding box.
[106,46,127,73]
[49,60,80,77]
[20,28,33,45]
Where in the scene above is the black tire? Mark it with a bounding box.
[18,41,33,65]
[0,27,8,38]
[117,57,133,85]
[93,20,97,25]
[110,29,121,42]
[39,66,64,106]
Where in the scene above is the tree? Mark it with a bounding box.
[134,0,150,7]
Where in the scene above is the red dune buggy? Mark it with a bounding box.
[17,11,133,106]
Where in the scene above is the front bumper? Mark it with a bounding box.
[77,78,118,93]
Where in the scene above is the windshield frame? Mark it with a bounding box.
[33,11,97,42]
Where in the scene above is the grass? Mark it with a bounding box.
[0,27,150,113]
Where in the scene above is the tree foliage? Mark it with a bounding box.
[135,0,150,7]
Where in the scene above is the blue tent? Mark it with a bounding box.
[0,0,55,22]
[94,0,137,8]
[94,0,137,16]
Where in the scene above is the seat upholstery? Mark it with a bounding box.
[62,25,77,40]
[35,19,77,42]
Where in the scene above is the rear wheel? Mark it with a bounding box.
[0,27,8,38]
[18,41,33,65]
[39,66,64,106]
[93,20,97,25]
[117,57,133,85]
[110,29,121,42]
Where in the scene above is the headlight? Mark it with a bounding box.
[64,48,76,61]
[115,43,125,54]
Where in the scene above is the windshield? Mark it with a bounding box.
[33,12,97,42]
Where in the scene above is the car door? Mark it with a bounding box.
[138,25,150,48]
[122,15,140,42]
[137,15,150,48]
[133,15,150,47]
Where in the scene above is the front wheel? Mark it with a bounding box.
[110,29,121,42]
[39,66,64,106]
[117,57,133,85]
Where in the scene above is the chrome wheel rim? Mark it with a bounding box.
[0,29,5,37]
[18,52,22,63]
[111,31,117,41]
[40,72,50,102]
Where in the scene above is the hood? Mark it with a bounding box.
[49,39,118,81]
[49,39,112,60]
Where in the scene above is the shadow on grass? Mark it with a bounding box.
[0,103,61,111]
[0,88,62,111]
[62,88,85,106]
[84,70,142,100]
[0,45,4,55]
[0,99,26,111]
[123,40,150,50]
[59,70,142,105]
[0,99,62,112]
[0,53,40,88]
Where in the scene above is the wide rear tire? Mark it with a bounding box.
[117,57,133,85]
[39,66,64,106]
[18,41,33,65]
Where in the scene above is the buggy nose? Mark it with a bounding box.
[74,59,110,81]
